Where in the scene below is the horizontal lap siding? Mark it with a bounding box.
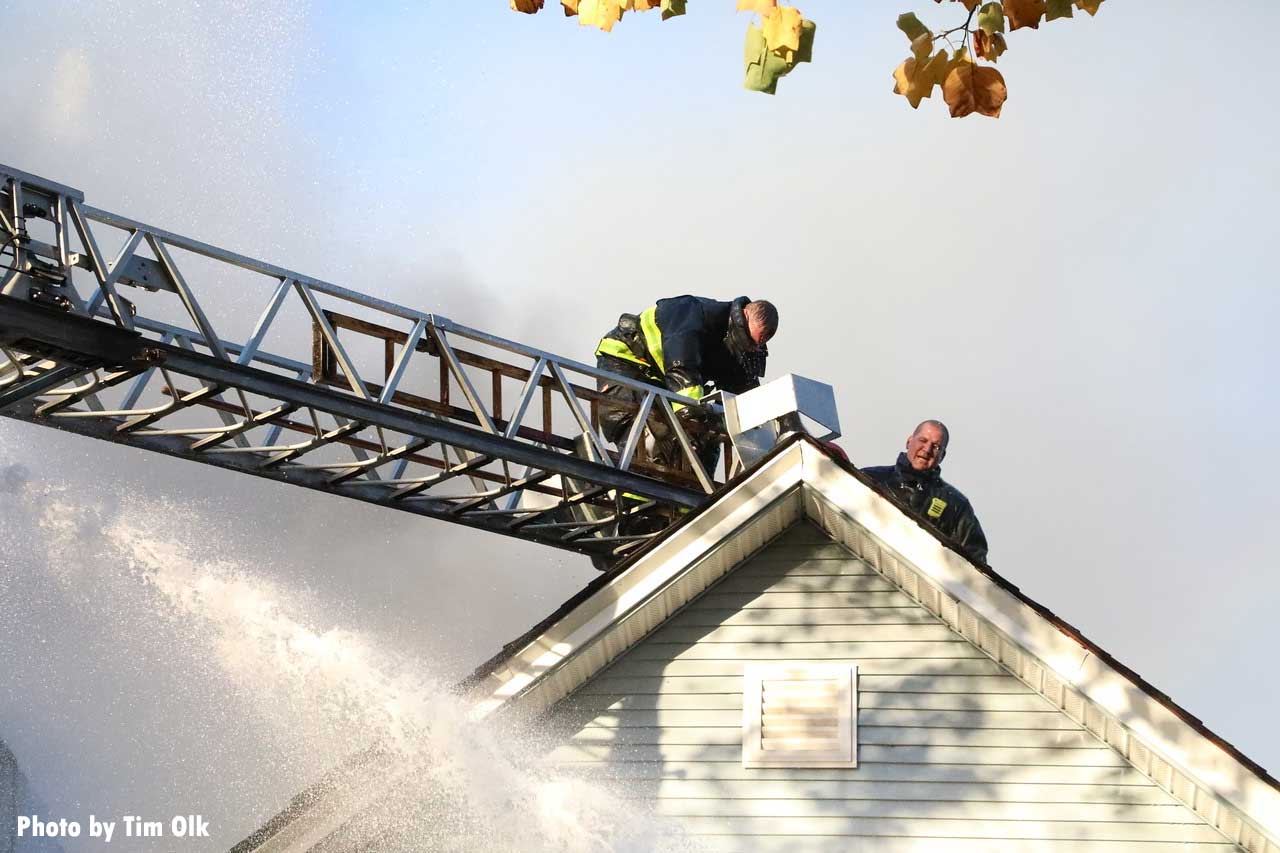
[703,591,913,609]
[606,658,1010,677]
[582,674,1033,693]
[648,800,1206,824]
[666,816,1227,842]
[626,641,983,661]
[692,839,1236,853]
[712,575,897,593]
[565,708,1079,730]
[655,624,963,644]
[735,558,879,577]
[609,778,1178,805]
[565,761,1159,785]
[568,726,1103,747]
[565,689,1061,712]
[547,743,1131,766]
[544,523,1227,851]
[668,607,934,627]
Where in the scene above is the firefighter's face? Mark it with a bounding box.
[905,423,946,471]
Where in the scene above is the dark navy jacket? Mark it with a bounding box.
[653,295,762,395]
[862,453,989,564]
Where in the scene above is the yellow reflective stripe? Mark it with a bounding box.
[639,306,664,373]
[595,336,649,367]
[671,383,705,413]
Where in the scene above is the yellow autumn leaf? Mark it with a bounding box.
[521,0,1102,110]
[943,60,1007,117]
[761,6,804,59]
[892,49,950,109]
[911,31,933,62]
[1004,0,1046,30]
[578,0,624,31]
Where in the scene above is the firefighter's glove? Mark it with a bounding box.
[676,402,722,437]
[675,400,709,423]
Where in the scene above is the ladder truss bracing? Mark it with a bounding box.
[0,164,735,561]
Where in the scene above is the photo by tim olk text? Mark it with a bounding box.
[16,813,210,843]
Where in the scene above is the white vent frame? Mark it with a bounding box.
[742,661,858,769]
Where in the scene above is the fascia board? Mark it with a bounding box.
[1071,653,1280,834]
[472,442,805,719]
[799,442,1280,840]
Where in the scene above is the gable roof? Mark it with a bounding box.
[468,435,1280,852]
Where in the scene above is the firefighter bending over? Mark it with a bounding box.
[594,296,778,469]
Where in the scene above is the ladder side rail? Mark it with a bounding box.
[80,203,429,323]
[0,164,85,202]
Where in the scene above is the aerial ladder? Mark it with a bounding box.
[0,163,839,565]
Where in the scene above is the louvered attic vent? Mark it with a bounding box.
[742,662,858,768]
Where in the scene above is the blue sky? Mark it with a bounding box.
[2,1,1279,848]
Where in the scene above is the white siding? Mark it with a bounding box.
[544,522,1237,852]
